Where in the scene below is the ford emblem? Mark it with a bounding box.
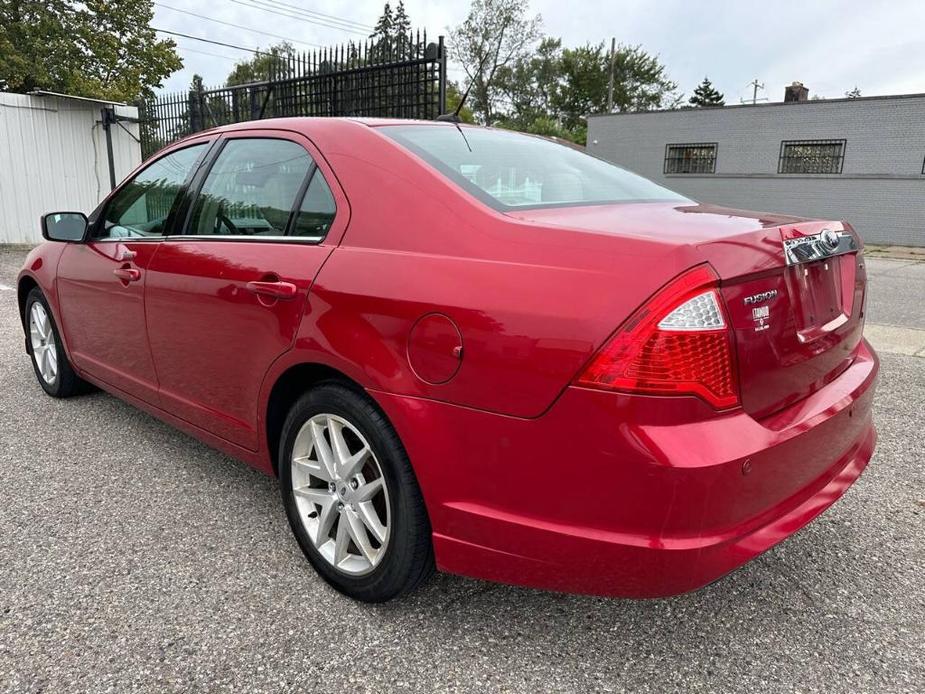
[820,229,840,252]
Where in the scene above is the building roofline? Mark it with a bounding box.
[28,90,128,106]
[586,91,925,119]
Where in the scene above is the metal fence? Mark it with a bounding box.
[138,31,446,158]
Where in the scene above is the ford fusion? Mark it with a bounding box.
[18,119,878,602]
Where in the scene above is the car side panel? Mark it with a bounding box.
[280,121,696,418]
[145,129,350,452]
[145,241,333,450]
[56,240,163,404]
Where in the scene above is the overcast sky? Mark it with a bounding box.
[154,0,925,103]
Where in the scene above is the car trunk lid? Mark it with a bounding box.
[505,202,867,417]
[718,223,866,418]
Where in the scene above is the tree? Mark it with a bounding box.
[225,43,295,86]
[491,38,679,144]
[0,1,78,94]
[689,77,724,107]
[369,0,411,58]
[369,2,393,42]
[392,0,411,54]
[547,41,680,125]
[845,86,862,99]
[0,0,181,102]
[369,2,392,59]
[606,44,679,113]
[494,37,562,130]
[369,2,415,59]
[552,43,617,134]
[449,0,542,125]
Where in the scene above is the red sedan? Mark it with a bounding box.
[18,119,878,602]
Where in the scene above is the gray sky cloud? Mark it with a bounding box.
[155,0,925,103]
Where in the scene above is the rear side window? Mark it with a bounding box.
[100,143,206,239]
[382,125,688,211]
[291,172,337,238]
[188,138,312,237]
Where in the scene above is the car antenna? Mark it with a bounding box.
[436,51,489,124]
[436,79,476,152]
[436,81,471,124]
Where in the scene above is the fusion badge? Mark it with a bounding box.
[743,289,778,306]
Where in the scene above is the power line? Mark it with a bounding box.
[155,2,322,49]
[226,0,370,36]
[231,0,371,35]
[175,43,242,62]
[232,0,374,31]
[154,27,271,56]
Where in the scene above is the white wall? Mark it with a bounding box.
[0,93,141,245]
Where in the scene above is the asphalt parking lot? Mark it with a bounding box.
[0,247,923,693]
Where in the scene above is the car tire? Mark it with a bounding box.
[25,287,88,398]
[279,382,435,602]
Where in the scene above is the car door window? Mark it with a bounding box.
[99,143,206,240]
[291,170,337,239]
[188,138,313,237]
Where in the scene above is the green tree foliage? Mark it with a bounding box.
[450,1,677,141]
[225,43,295,86]
[392,1,411,39]
[449,0,542,126]
[491,39,678,143]
[392,0,411,56]
[0,0,181,101]
[369,1,413,58]
[370,2,393,42]
[605,44,679,114]
[493,37,561,128]
[689,77,725,107]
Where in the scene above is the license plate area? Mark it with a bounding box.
[785,255,856,342]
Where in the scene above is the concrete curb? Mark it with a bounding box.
[865,323,925,357]
[865,245,925,262]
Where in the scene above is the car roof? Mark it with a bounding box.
[193,116,453,137]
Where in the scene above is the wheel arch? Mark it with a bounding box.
[17,275,39,332]
[264,362,370,477]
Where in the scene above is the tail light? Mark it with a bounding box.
[574,264,739,409]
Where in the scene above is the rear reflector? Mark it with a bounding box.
[574,264,739,409]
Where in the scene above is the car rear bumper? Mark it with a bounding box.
[372,339,879,598]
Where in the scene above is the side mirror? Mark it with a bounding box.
[41,212,88,242]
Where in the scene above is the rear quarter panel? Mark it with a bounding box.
[288,121,704,417]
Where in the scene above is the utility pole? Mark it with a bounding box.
[740,79,767,105]
[606,37,616,112]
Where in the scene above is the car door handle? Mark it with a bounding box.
[245,280,298,300]
[113,267,141,282]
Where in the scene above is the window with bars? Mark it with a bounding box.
[778,139,846,174]
[664,143,717,174]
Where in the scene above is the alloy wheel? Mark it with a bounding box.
[29,303,58,385]
[290,413,391,576]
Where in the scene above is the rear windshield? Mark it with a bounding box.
[381,124,689,211]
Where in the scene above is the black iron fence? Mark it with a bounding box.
[138,31,446,158]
